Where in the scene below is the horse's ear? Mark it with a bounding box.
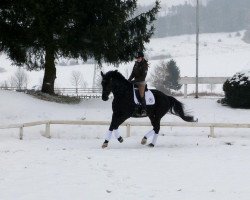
[101,71,104,77]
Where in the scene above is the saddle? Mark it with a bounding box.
[132,84,155,118]
[133,85,155,106]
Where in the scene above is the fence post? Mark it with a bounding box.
[209,126,215,138]
[45,122,51,138]
[19,126,23,140]
[126,124,131,137]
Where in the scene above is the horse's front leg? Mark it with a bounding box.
[102,129,124,149]
[102,113,127,149]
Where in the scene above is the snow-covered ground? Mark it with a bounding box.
[1,4,250,199]
[1,31,250,94]
[0,90,250,200]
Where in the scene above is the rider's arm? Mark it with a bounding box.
[128,64,136,81]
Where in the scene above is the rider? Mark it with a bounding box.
[128,51,148,115]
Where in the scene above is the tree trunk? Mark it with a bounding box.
[41,46,56,94]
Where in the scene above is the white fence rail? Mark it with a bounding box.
[1,120,250,140]
[179,77,229,98]
[0,87,103,99]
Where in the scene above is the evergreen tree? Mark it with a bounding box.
[150,59,182,94]
[164,59,182,91]
[0,0,159,94]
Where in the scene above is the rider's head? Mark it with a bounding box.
[135,51,144,62]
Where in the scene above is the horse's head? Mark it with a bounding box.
[101,71,112,101]
[101,70,130,101]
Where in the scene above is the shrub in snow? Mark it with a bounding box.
[58,61,68,66]
[235,32,241,37]
[69,59,79,66]
[223,70,250,108]
[10,68,29,90]
[27,91,81,104]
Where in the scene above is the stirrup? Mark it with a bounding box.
[141,109,147,116]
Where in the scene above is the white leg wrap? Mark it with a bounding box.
[105,130,113,141]
[145,130,155,138]
[151,133,159,146]
[113,129,120,139]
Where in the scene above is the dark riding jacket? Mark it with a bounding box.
[128,59,148,82]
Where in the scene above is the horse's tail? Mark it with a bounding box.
[168,96,197,122]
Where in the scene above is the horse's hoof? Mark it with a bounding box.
[118,136,123,143]
[102,143,108,149]
[141,137,147,145]
[148,143,154,147]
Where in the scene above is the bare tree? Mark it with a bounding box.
[0,80,9,89]
[71,71,84,94]
[9,76,16,88]
[80,80,88,88]
[95,73,102,88]
[92,65,103,89]
[10,68,29,90]
[206,84,216,93]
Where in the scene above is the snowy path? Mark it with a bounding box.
[1,136,250,200]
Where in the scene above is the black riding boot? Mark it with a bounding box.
[140,96,147,116]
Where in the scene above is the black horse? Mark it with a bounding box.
[101,70,197,148]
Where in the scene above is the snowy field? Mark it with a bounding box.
[1,90,250,200]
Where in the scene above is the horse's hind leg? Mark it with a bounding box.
[141,129,155,145]
[149,117,161,147]
[113,129,124,143]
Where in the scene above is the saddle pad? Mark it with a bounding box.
[133,89,155,105]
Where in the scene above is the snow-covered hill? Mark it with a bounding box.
[1,31,250,93]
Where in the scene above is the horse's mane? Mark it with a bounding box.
[105,70,128,82]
